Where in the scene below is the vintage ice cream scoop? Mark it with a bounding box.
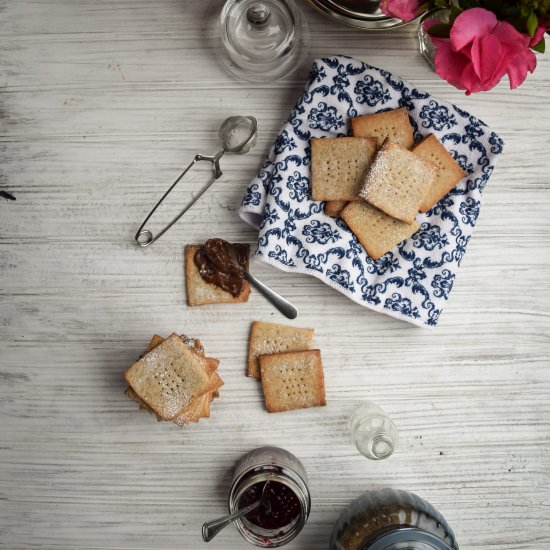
[202,481,271,542]
[135,115,258,247]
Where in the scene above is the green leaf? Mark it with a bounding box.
[417,1,431,11]
[427,22,452,38]
[526,11,538,37]
[532,36,546,53]
[450,4,463,20]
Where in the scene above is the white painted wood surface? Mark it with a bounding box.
[1,1,549,548]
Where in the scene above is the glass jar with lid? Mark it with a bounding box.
[228,446,311,547]
[216,0,307,82]
[330,488,458,550]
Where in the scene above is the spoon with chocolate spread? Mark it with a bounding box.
[195,239,298,319]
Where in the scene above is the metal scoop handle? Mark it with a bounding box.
[134,150,224,247]
[134,115,257,247]
[202,498,262,543]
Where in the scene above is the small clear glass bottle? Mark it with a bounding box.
[228,446,311,547]
[350,401,399,460]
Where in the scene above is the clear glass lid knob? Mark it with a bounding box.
[217,0,306,82]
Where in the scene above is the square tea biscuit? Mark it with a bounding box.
[411,134,466,212]
[260,350,326,413]
[311,137,377,201]
[185,244,250,307]
[324,200,348,217]
[341,202,420,261]
[247,321,314,379]
[125,334,223,425]
[351,107,414,149]
[360,139,438,224]
[124,333,215,420]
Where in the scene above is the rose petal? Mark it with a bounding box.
[379,0,421,22]
[450,8,497,51]
[492,21,530,53]
[459,65,483,94]
[432,37,470,91]
[506,49,537,88]
[472,34,505,83]
[433,9,539,94]
[530,22,548,47]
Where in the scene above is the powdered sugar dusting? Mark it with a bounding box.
[180,333,204,356]
[260,350,325,412]
[249,322,314,378]
[360,140,437,222]
[125,335,212,420]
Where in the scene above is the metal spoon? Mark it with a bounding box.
[229,247,298,319]
[135,115,258,247]
[202,481,271,543]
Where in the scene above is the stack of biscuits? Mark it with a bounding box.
[124,333,223,426]
[247,321,326,414]
[311,107,466,260]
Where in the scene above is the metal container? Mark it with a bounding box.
[330,488,459,549]
[306,0,419,30]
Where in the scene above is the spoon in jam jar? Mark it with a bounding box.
[202,481,271,542]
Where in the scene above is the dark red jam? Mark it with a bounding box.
[238,481,301,530]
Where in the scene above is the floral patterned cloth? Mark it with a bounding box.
[239,56,504,327]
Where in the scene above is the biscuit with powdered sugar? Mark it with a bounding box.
[360,138,438,224]
[311,137,377,201]
[351,107,415,149]
[247,321,314,379]
[324,200,348,217]
[125,334,222,424]
[341,202,420,261]
[411,133,466,212]
[124,333,219,421]
[259,350,326,413]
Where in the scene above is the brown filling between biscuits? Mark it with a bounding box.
[194,238,248,297]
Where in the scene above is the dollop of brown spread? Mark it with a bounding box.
[194,238,248,297]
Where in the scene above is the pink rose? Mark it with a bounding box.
[431,8,537,94]
[380,0,421,22]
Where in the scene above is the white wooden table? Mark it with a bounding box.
[1,1,549,548]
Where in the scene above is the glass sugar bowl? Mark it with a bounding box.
[228,446,311,547]
[330,488,459,550]
[217,0,307,82]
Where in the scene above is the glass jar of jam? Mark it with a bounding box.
[228,446,311,547]
[330,489,459,550]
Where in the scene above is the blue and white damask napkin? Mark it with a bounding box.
[239,56,504,327]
